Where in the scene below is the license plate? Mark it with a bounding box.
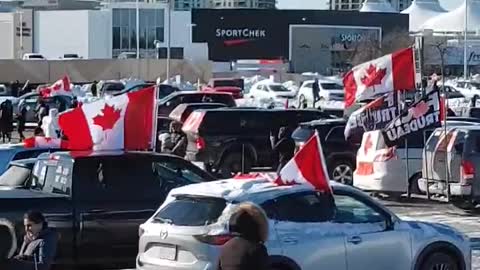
[156,245,176,261]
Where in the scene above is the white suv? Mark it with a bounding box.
[297,79,344,108]
[137,178,470,270]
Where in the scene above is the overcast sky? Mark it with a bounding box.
[277,0,463,10]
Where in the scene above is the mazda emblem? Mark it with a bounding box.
[160,229,168,239]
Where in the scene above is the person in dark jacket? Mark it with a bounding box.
[270,126,295,173]
[5,211,58,270]
[91,81,98,97]
[17,106,27,141]
[70,97,79,109]
[0,100,13,143]
[312,78,321,108]
[219,202,269,270]
[35,98,49,127]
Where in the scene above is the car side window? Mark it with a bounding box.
[325,126,346,142]
[154,160,205,184]
[333,194,386,224]
[270,192,334,223]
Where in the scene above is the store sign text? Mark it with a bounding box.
[216,28,266,39]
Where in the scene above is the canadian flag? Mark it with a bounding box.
[58,86,156,151]
[344,48,415,108]
[275,131,331,193]
[24,136,68,149]
[40,76,72,98]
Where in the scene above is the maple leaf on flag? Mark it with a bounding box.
[361,64,387,88]
[410,101,430,119]
[93,104,122,131]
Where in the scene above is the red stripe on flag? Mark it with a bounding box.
[343,70,357,108]
[124,86,155,150]
[58,107,93,150]
[392,48,415,91]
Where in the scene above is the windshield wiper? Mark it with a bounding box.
[154,217,173,224]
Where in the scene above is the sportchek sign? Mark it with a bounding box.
[215,28,267,39]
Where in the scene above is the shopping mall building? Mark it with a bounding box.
[1,6,409,73]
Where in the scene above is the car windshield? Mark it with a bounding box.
[321,83,343,90]
[29,55,44,59]
[213,80,235,87]
[154,196,226,226]
[0,165,31,187]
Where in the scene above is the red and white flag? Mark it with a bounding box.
[24,136,67,149]
[274,131,331,193]
[58,86,156,151]
[344,48,415,108]
[40,76,72,98]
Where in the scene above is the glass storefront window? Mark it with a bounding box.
[112,8,165,58]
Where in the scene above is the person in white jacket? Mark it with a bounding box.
[41,109,60,139]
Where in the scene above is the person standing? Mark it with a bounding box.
[17,106,27,141]
[0,100,13,143]
[270,126,295,174]
[91,81,98,97]
[35,98,49,127]
[3,211,58,270]
[312,78,320,108]
[218,202,269,270]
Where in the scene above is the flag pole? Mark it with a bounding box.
[151,86,159,151]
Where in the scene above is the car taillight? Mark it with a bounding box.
[373,148,397,162]
[193,234,233,246]
[196,137,206,150]
[356,162,373,175]
[461,160,475,185]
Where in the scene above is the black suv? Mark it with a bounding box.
[183,108,333,177]
[292,119,361,185]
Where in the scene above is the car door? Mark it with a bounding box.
[76,156,161,265]
[333,190,411,270]
[266,191,347,270]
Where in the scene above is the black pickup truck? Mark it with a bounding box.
[0,150,215,268]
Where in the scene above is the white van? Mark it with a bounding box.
[353,120,480,196]
[353,130,428,196]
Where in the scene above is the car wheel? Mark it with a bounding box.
[451,199,476,211]
[0,219,17,260]
[409,173,424,195]
[219,153,252,178]
[420,252,459,270]
[330,160,354,185]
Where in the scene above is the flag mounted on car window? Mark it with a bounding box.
[343,48,415,108]
[344,92,399,141]
[58,86,156,151]
[382,90,442,147]
[275,131,331,193]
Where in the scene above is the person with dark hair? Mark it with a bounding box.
[35,98,49,127]
[312,78,321,108]
[91,81,98,97]
[218,202,269,270]
[270,126,295,173]
[4,211,58,270]
[0,100,13,143]
[71,96,79,109]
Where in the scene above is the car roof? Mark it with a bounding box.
[168,177,350,203]
[38,150,187,160]
[303,79,340,84]
[300,118,346,127]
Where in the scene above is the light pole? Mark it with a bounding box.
[464,0,469,80]
[166,0,171,83]
[18,10,23,59]
[136,0,140,59]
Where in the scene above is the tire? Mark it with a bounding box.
[329,159,354,185]
[0,219,17,260]
[451,198,476,211]
[409,173,423,195]
[218,153,252,179]
[419,252,459,270]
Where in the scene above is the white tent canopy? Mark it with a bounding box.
[359,0,397,13]
[420,0,480,33]
[360,0,397,13]
[401,0,447,32]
